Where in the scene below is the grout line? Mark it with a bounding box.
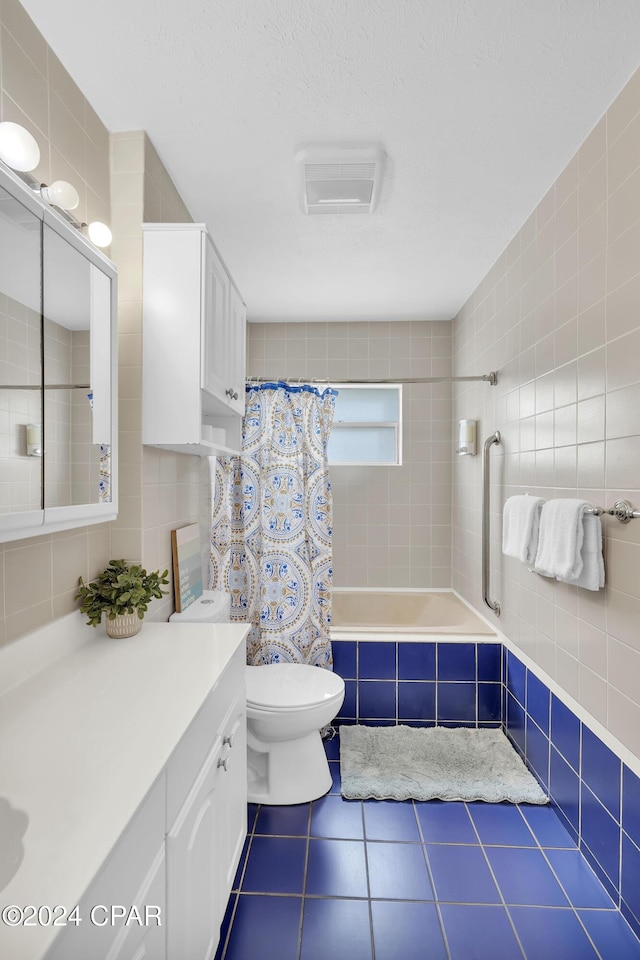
[230,889,622,908]
[618,760,624,910]
[215,893,238,960]
[465,803,528,960]
[357,794,377,958]
[536,843,607,960]
[296,805,311,960]
[412,799,453,960]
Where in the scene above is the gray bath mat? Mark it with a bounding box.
[340,725,548,804]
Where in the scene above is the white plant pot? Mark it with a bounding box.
[105,612,142,639]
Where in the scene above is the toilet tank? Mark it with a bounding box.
[169,590,231,623]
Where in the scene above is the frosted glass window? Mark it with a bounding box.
[333,388,398,423]
[328,426,397,464]
[328,384,402,465]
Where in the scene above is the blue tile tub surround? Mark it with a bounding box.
[333,638,502,725]
[331,637,640,934]
[503,646,640,933]
[216,734,640,960]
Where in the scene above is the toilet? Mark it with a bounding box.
[246,662,344,805]
[170,591,345,805]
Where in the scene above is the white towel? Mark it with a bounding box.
[534,499,587,580]
[533,499,604,590]
[563,513,605,591]
[502,494,546,565]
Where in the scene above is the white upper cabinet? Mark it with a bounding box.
[227,282,247,415]
[142,224,247,455]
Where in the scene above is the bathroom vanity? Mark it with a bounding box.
[0,615,249,960]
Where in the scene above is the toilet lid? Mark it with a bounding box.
[246,664,344,709]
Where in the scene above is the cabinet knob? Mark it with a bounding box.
[225,388,239,401]
[217,757,229,771]
[223,734,235,748]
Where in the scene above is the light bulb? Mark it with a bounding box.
[40,179,80,210]
[0,121,40,172]
[87,221,112,248]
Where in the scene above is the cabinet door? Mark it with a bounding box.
[202,237,230,406]
[106,848,166,960]
[44,778,165,960]
[218,698,248,893]
[166,737,226,960]
[227,284,247,417]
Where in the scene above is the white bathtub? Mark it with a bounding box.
[331,589,495,638]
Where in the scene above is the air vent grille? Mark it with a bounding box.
[305,162,377,181]
[295,145,386,215]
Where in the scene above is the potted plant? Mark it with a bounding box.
[76,559,170,638]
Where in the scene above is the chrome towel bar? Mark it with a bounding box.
[482,431,501,616]
[584,500,640,523]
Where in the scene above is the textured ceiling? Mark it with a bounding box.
[20,0,640,322]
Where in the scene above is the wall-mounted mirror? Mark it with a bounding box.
[0,164,117,543]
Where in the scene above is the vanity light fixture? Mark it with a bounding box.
[0,121,113,250]
[40,179,80,211]
[0,121,40,172]
[86,221,112,248]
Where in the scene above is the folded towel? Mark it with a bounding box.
[533,499,588,581]
[533,499,605,590]
[502,495,546,565]
[563,513,605,591]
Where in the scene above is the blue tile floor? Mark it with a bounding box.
[215,733,640,960]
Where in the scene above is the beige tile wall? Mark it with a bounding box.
[247,320,453,588]
[110,131,200,622]
[452,67,640,759]
[0,1,199,640]
[0,0,112,645]
[0,300,42,513]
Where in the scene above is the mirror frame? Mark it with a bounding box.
[0,163,118,543]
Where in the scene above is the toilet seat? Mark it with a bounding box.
[246,663,344,711]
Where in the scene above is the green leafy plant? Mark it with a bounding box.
[76,559,170,627]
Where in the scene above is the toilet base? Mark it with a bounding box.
[247,727,333,805]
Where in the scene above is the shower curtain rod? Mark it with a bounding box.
[248,372,498,386]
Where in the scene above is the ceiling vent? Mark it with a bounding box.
[295,144,386,215]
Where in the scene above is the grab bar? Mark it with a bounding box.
[482,431,501,616]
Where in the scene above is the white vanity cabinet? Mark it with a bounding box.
[44,777,167,960]
[166,687,246,959]
[217,697,248,895]
[18,621,250,960]
[110,850,166,960]
[142,223,247,456]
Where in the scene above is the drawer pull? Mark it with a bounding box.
[223,733,235,748]
[217,757,229,771]
[225,388,239,401]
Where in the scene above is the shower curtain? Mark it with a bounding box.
[210,381,337,667]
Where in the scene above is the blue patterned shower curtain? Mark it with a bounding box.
[210,382,337,666]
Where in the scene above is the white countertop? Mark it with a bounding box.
[0,613,248,960]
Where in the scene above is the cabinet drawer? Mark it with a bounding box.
[166,644,244,829]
